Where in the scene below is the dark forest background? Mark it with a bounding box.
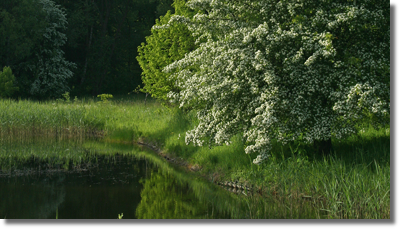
[0,0,175,98]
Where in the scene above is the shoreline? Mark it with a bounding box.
[135,139,265,197]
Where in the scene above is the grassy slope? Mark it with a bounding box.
[0,96,391,218]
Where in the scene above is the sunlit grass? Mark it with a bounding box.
[0,95,171,141]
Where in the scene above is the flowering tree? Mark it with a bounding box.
[164,0,390,164]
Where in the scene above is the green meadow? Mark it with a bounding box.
[0,95,390,219]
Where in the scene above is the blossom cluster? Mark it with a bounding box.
[164,0,390,164]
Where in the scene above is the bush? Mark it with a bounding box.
[97,94,113,103]
[0,66,19,98]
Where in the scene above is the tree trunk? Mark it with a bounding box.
[5,36,9,66]
[92,0,110,96]
[81,0,94,86]
[97,0,129,94]
[81,25,93,85]
[314,138,332,156]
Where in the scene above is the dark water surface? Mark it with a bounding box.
[0,141,238,219]
[0,140,322,219]
[0,155,150,219]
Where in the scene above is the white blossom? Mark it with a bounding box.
[164,0,389,164]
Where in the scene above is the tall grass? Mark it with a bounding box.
[0,95,173,141]
[0,139,97,172]
[226,126,390,219]
[0,99,107,140]
[162,125,390,218]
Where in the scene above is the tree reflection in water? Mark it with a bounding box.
[136,169,216,219]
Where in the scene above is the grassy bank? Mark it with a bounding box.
[0,96,390,219]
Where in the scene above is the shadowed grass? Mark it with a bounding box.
[0,139,98,172]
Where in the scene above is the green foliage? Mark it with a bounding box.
[0,0,46,97]
[62,92,70,102]
[136,170,206,219]
[0,0,75,99]
[29,0,76,98]
[0,66,19,98]
[137,0,197,102]
[97,94,113,103]
[50,0,174,96]
[1,0,175,98]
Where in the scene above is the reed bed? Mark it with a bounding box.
[0,96,180,142]
[0,99,107,140]
[0,139,96,173]
[0,95,175,174]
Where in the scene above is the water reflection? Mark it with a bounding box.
[132,148,248,219]
[136,169,217,219]
[0,174,65,219]
[0,140,322,219]
[0,154,151,219]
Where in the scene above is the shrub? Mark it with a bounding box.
[0,66,19,98]
[97,94,113,103]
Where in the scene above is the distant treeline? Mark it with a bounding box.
[0,0,174,98]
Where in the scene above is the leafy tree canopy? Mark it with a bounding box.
[30,0,76,98]
[164,0,390,164]
[137,0,197,102]
[0,0,75,99]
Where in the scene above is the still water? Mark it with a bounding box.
[0,140,321,219]
[0,141,240,219]
[1,155,146,219]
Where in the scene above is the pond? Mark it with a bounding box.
[0,139,321,219]
[1,154,146,219]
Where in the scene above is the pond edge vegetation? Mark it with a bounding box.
[0,95,390,219]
